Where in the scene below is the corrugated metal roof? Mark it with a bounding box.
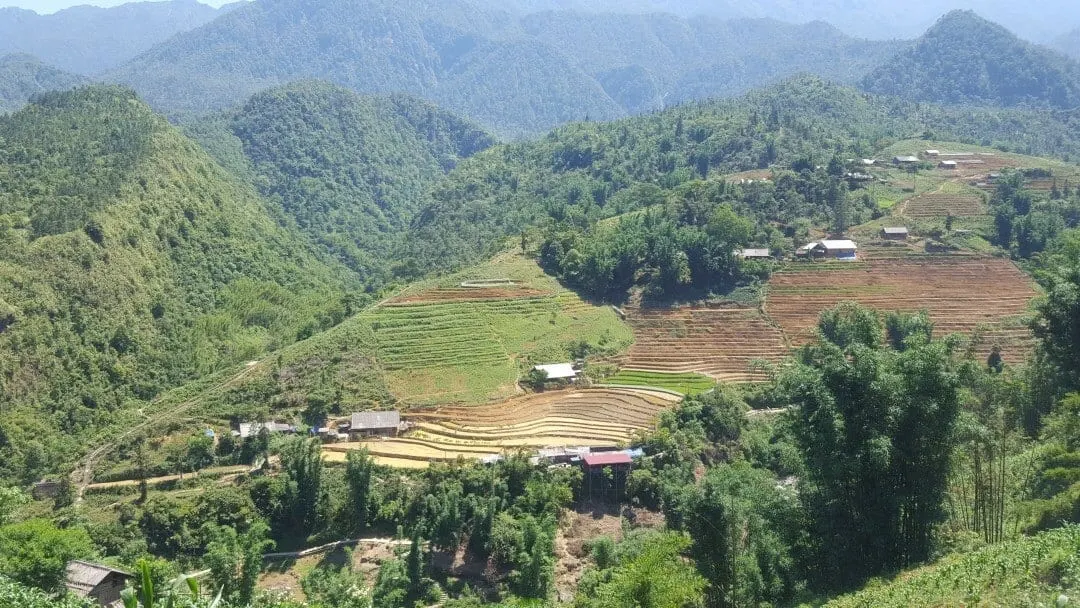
[238,422,293,439]
[350,411,401,431]
[819,240,857,250]
[583,453,632,467]
[882,227,909,234]
[534,363,577,379]
[740,248,772,258]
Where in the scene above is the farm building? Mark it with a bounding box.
[349,411,401,438]
[860,158,876,166]
[924,149,940,157]
[881,227,909,240]
[66,560,133,607]
[798,240,858,260]
[32,480,61,500]
[235,421,295,439]
[893,155,920,165]
[534,363,578,382]
[581,452,633,500]
[939,160,958,170]
[738,248,772,260]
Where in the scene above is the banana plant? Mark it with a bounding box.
[120,561,223,608]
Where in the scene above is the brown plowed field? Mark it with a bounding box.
[767,257,1037,364]
[323,388,681,467]
[622,306,788,382]
[902,193,985,217]
[387,286,550,305]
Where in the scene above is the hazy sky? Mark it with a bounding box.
[2,0,227,13]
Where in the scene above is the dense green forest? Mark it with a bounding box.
[0,54,85,113]
[0,1,232,74]
[185,82,493,287]
[0,86,360,485]
[863,10,1080,109]
[404,76,1080,275]
[104,0,902,137]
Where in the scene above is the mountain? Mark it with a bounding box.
[0,0,237,75]
[0,54,86,113]
[491,0,1080,42]
[862,10,1080,109]
[107,0,901,138]
[184,81,494,285]
[0,86,358,483]
[1055,28,1080,60]
[405,75,1080,274]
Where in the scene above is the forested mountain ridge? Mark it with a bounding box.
[489,0,1080,41]
[0,54,86,113]
[106,0,902,137]
[1055,28,1080,60]
[0,86,359,485]
[184,81,494,286]
[0,1,236,75]
[862,10,1080,109]
[404,75,1080,275]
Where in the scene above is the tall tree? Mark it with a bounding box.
[781,303,961,590]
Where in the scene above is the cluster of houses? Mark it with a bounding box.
[233,410,404,444]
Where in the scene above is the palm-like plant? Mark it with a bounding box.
[121,562,223,608]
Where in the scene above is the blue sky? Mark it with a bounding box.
[3,0,227,13]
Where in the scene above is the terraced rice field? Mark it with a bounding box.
[602,370,716,395]
[902,193,985,218]
[621,306,788,382]
[323,388,681,467]
[387,285,549,304]
[360,290,624,404]
[767,257,1037,364]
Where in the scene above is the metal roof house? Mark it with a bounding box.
[350,411,401,437]
[814,240,858,260]
[235,422,295,439]
[66,560,133,607]
[534,363,578,381]
[939,160,958,169]
[881,227,909,240]
[738,248,772,260]
[893,155,920,165]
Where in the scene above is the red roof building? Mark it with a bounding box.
[582,453,632,467]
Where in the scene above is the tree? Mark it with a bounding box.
[279,437,323,535]
[0,487,28,525]
[203,520,273,606]
[781,303,961,591]
[583,532,706,608]
[342,449,374,536]
[0,519,94,591]
[1031,254,1080,392]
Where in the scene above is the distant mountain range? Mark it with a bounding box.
[0,53,86,112]
[0,0,241,74]
[863,11,1080,109]
[105,0,903,137]
[489,0,1080,42]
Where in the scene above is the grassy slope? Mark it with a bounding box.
[0,86,358,481]
[824,526,1080,608]
[173,251,632,430]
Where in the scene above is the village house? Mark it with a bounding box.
[234,421,295,440]
[881,227,909,241]
[738,248,772,260]
[893,155,920,166]
[533,363,578,383]
[581,452,633,500]
[924,149,940,158]
[349,411,401,438]
[939,160,958,170]
[65,560,133,607]
[798,240,858,260]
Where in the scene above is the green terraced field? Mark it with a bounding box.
[603,370,717,396]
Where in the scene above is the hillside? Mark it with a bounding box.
[185,82,494,285]
[0,54,86,113]
[862,10,1080,109]
[825,525,1080,607]
[404,76,1080,274]
[494,0,1080,41]
[1055,28,1080,60]
[0,1,234,75]
[0,86,359,485]
[106,0,901,137]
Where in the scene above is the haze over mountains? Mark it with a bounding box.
[0,0,241,74]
